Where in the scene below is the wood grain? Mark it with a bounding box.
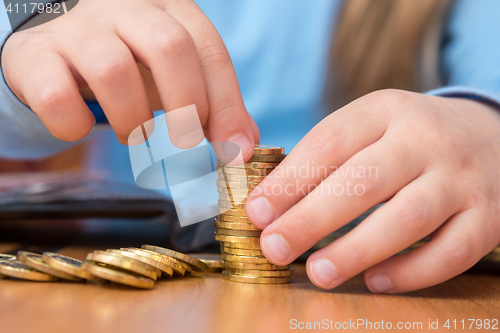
[0,246,498,333]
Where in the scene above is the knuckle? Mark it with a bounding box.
[198,43,231,66]
[362,89,412,116]
[211,101,242,119]
[307,126,343,161]
[151,28,190,58]
[93,54,130,84]
[343,169,379,199]
[293,210,320,239]
[35,86,68,111]
[442,237,477,272]
[344,238,370,268]
[396,196,429,233]
[369,89,410,105]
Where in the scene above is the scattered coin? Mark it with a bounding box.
[122,248,186,276]
[0,260,59,282]
[0,254,16,261]
[42,252,106,283]
[18,251,84,282]
[86,251,158,280]
[142,245,207,272]
[82,261,154,289]
[106,249,167,278]
[189,253,224,272]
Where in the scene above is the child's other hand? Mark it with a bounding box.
[2,0,259,154]
[246,89,500,293]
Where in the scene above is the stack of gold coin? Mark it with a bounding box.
[215,145,293,284]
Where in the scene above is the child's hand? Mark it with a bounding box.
[2,0,259,154]
[246,89,500,293]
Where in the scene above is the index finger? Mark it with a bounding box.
[165,1,257,160]
[245,91,394,229]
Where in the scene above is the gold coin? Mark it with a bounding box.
[222,254,270,264]
[18,251,84,282]
[107,249,171,278]
[217,187,252,195]
[218,199,246,209]
[218,194,248,202]
[141,245,206,272]
[220,241,262,250]
[223,261,291,271]
[217,207,247,216]
[217,160,280,169]
[248,154,286,163]
[218,174,265,183]
[216,180,260,190]
[0,254,16,261]
[214,233,260,244]
[215,227,262,237]
[220,246,264,257]
[42,252,106,283]
[0,254,16,278]
[226,267,294,277]
[215,220,260,231]
[222,270,291,284]
[188,253,224,271]
[121,248,186,276]
[87,251,158,280]
[82,261,154,289]
[216,167,272,176]
[253,145,285,155]
[216,214,250,223]
[0,260,60,281]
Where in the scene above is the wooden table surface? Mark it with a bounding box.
[0,244,499,333]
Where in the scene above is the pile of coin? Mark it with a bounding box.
[0,245,215,289]
[215,145,293,284]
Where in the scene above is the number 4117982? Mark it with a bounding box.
[6,2,63,14]
[444,319,498,330]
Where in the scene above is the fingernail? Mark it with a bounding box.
[143,120,155,141]
[262,233,292,264]
[127,125,147,146]
[165,104,204,149]
[177,126,205,148]
[367,272,393,294]
[309,258,339,289]
[225,133,252,159]
[246,196,275,227]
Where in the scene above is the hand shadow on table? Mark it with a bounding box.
[290,268,500,301]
